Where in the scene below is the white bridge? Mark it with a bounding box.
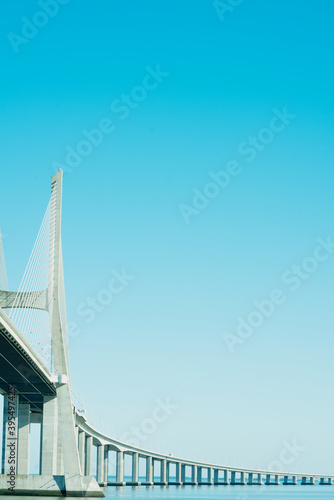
[0,171,332,496]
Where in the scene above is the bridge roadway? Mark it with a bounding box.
[0,308,56,410]
[75,411,334,487]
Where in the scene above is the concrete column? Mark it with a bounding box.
[240,471,246,485]
[1,391,19,475]
[207,467,213,484]
[197,466,202,483]
[191,465,197,484]
[224,469,230,485]
[132,453,139,484]
[283,475,289,485]
[302,476,306,485]
[17,403,30,475]
[231,471,236,484]
[104,447,109,484]
[160,459,167,485]
[40,396,57,475]
[248,472,253,485]
[166,462,170,483]
[309,477,315,485]
[85,436,93,476]
[175,462,182,484]
[292,476,297,485]
[116,450,124,485]
[274,475,279,485]
[146,456,153,484]
[97,445,104,485]
[265,474,271,485]
[78,431,86,474]
[258,473,263,485]
[56,420,63,475]
[181,464,186,483]
[214,469,219,484]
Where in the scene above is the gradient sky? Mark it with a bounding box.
[1,0,334,475]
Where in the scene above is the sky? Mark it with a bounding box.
[0,0,334,475]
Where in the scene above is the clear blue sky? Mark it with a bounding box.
[1,0,334,475]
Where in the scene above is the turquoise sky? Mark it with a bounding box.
[1,0,334,475]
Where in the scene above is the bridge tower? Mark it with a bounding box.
[44,170,101,494]
[0,171,103,496]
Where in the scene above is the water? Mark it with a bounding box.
[101,485,334,499]
[1,485,334,500]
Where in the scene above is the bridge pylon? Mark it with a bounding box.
[43,170,102,495]
[0,171,103,497]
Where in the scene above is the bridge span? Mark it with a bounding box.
[74,410,334,487]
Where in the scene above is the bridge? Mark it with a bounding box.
[0,170,332,496]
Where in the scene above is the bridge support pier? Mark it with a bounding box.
[116,450,125,486]
[320,478,333,485]
[145,456,153,485]
[265,474,280,486]
[283,475,297,485]
[197,466,202,484]
[214,469,219,484]
[40,396,58,475]
[97,445,104,485]
[230,471,246,485]
[131,452,140,485]
[224,469,230,485]
[78,431,86,474]
[85,436,93,476]
[207,467,213,485]
[104,447,109,485]
[17,403,30,475]
[248,473,262,485]
[191,465,198,485]
[181,464,186,483]
[302,476,315,485]
[160,459,167,485]
[175,462,182,485]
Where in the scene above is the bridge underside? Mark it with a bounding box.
[0,313,55,411]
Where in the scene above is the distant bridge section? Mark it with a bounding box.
[74,411,334,488]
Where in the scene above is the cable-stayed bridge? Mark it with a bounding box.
[0,171,332,496]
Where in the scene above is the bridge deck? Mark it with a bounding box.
[0,308,56,410]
